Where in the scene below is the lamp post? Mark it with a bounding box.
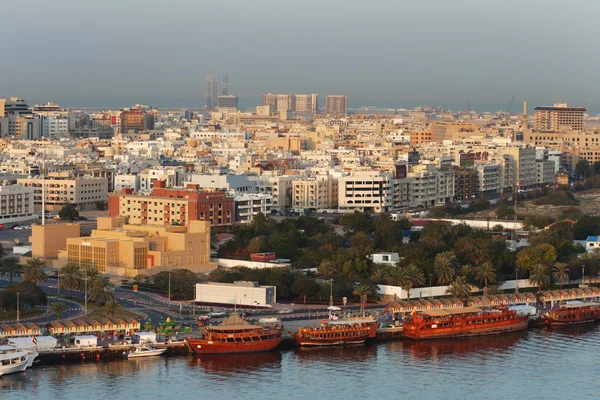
[429,274,433,300]
[83,270,89,315]
[16,292,20,323]
[582,264,586,286]
[329,279,333,307]
[168,270,171,303]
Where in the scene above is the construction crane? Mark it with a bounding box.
[502,97,516,124]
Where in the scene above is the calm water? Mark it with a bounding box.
[3,326,599,400]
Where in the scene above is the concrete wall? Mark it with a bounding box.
[419,218,522,231]
[211,258,290,269]
[379,279,534,300]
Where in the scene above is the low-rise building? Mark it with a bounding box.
[18,173,108,211]
[31,223,81,259]
[292,175,338,211]
[56,217,216,277]
[108,180,234,227]
[194,281,276,307]
[338,171,393,213]
[0,184,35,225]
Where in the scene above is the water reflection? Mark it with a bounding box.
[295,344,377,363]
[398,331,528,361]
[188,351,282,375]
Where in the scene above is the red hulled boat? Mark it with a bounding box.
[185,315,282,354]
[403,307,529,340]
[544,302,600,327]
[290,323,372,347]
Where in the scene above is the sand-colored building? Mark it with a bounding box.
[31,223,81,259]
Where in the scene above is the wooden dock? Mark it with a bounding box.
[36,342,189,365]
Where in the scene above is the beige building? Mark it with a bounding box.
[431,122,481,143]
[533,104,585,132]
[338,171,393,213]
[31,223,81,259]
[292,175,338,210]
[52,217,216,277]
[325,95,348,115]
[18,172,108,211]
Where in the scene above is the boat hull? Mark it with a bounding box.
[404,317,528,340]
[545,317,597,327]
[186,337,282,354]
[0,359,29,376]
[290,333,370,347]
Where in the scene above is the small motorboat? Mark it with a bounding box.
[125,345,167,359]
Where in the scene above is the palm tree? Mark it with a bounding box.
[552,263,569,290]
[59,263,82,297]
[370,265,389,283]
[446,276,472,300]
[50,302,67,321]
[387,267,408,287]
[434,251,458,285]
[487,285,504,295]
[474,262,497,290]
[529,264,551,291]
[23,258,47,286]
[88,276,115,303]
[82,265,100,283]
[400,263,426,301]
[104,300,124,319]
[317,260,336,279]
[353,283,373,317]
[0,257,24,284]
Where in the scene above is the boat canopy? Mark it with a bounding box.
[209,315,258,331]
[421,307,483,317]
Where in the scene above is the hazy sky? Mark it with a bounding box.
[1,0,599,112]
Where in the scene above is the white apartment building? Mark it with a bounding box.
[0,184,35,225]
[503,146,537,188]
[405,165,455,208]
[536,160,556,186]
[234,193,272,223]
[476,164,502,194]
[114,174,140,193]
[186,173,256,194]
[41,115,69,136]
[292,175,338,211]
[250,175,297,212]
[18,173,108,211]
[139,167,186,192]
[338,171,393,213]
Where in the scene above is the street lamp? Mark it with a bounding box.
[168,270,171,303]
[16,292,20,323]
[329,279,333,307]
[429,274,433,300]
[83,270,89,315]
[582,264,586,286]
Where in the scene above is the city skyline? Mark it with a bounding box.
[0,0,598,113]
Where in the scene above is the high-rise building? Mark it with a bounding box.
[325,95,348,115]
[295,94,318,114]
[205,74,218,109]
[222,75,228,95]
[262,93,278,108]
[276,94,295,112]
[119,108,154,133]
[217,95,239,110]
[533,103,585,132]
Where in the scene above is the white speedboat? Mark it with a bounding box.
[0,351,30,376]
[125,345,166,359]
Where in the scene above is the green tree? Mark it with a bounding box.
[50,302,67,321]
[529,264,551,291]
[339,211,374,233]
[446,276,472,300]
[495,205,515,219]
[59,263,83,297]
[104,299,124,319]
[23,258,47,286]
[0,257,24,284]
[552,263,569,290]
[398,263,425,300]
[353,282,374,316]
[516,244,557,272]
[474,261,497,289]
[317,260,337,279]
[59,203,79,221]
[370,265,389,283]
[433,251,458,285]
[247,236,265,255]
[349,231,373,257]
[2,281,47,310]
[291,274,319,303]
[575,159,592,180]
[88,276,115,303]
